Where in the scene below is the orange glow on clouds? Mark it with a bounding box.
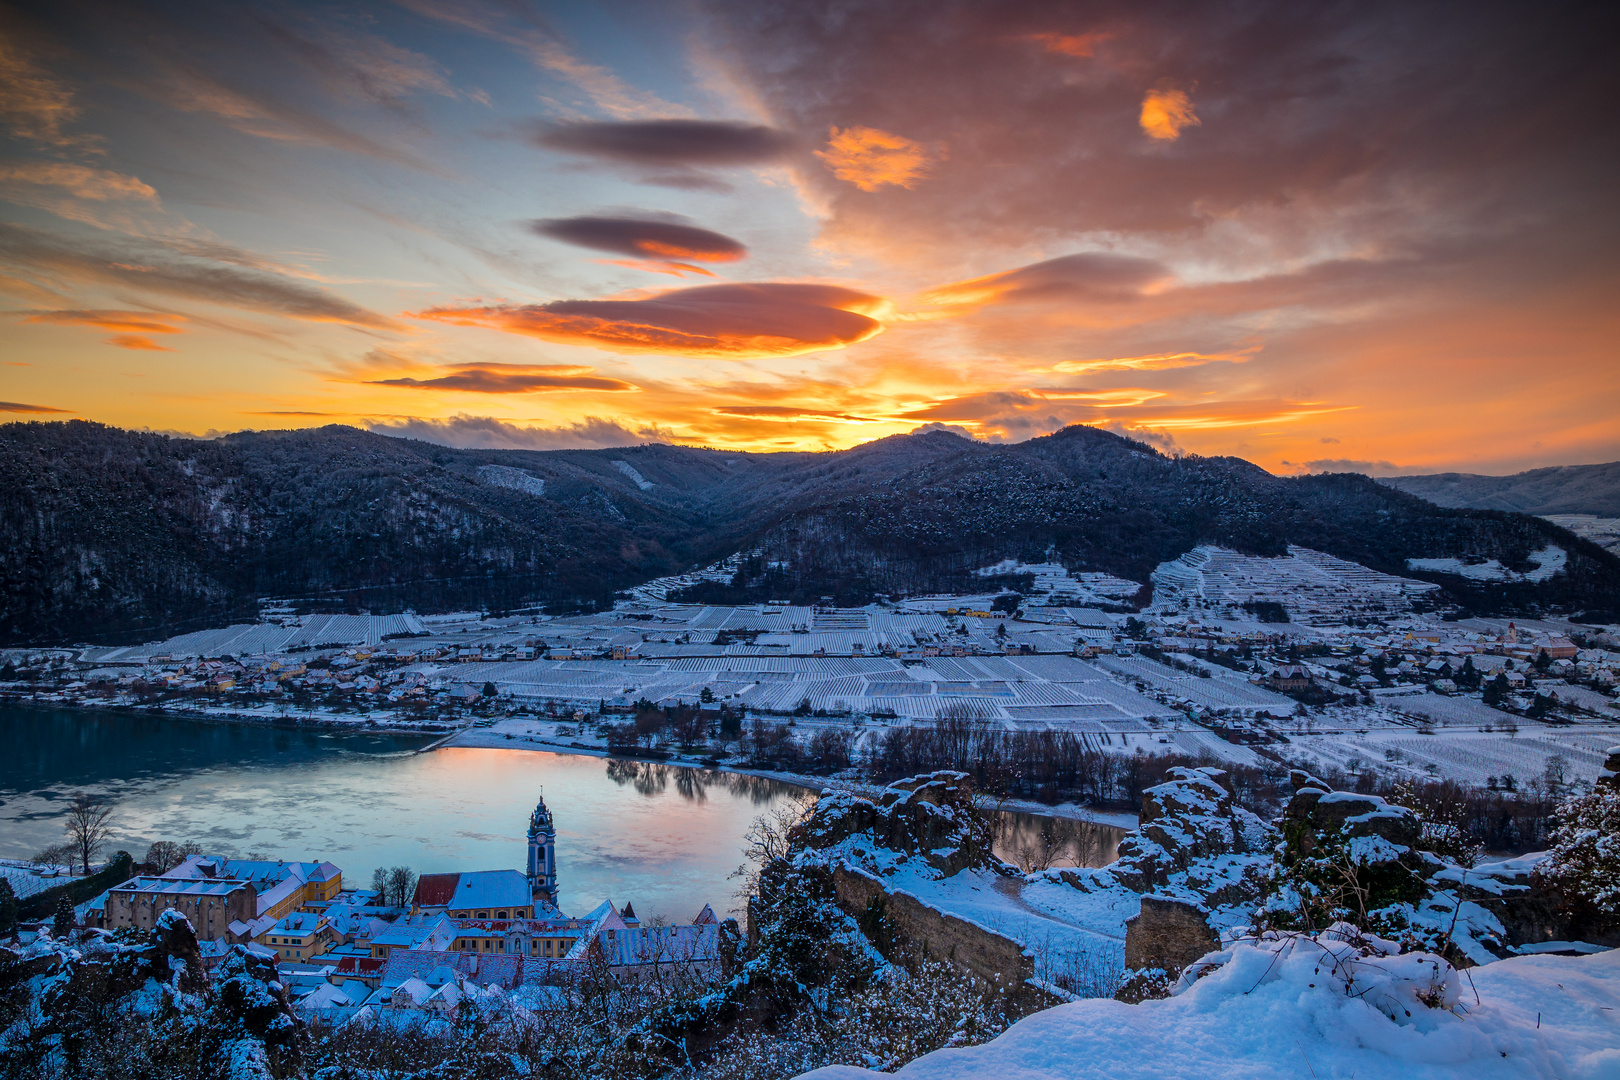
[1025,32,1111,58]
[410,283,888,359]
[1140,88,1200,140]
[368,362,639,394]
[1052,345,1260,373]
[815,126,938,191]
[21,308,187,352]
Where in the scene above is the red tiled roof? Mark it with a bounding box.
[413,873,460,908]
[332,956,384,974]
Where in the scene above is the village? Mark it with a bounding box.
[3,793,724,1025]
[2,544,1618,793]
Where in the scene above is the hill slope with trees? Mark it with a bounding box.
[1383,462,1620,517]
[3,421,1617,643]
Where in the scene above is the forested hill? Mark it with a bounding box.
[1382,462,1620,517]
[3,420,1617,644]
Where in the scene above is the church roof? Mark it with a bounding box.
[413,873,459,908]
[413,870,532,911]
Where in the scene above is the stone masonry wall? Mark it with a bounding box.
[830,865,1056,1007]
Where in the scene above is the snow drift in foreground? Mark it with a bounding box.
[800,932,1620,1080]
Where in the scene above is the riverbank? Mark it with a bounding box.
[0,690,452,739]
[444,720,1140,830]
[2,693,1139,831]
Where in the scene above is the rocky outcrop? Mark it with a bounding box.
[1282,769,1422,863]
[154,907,208,994]
[1054,767,1274,927]
[1109,767,1273,895]
[799,771,1001,878]
[788,773,1060,1004]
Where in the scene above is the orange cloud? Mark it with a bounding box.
[1140,88,1200,140]
[369,362,638,394]
[925,253,1172,308]
[20,308,186,350]
[712,404,889,424]
[897,390,1349,441]
[0,32,97,153]
[410,283,887,359]
[597,259,719,278]
[1025,32,1111,58]
[23,309,186,334]
[0,163,157,202]
[531,215,746,262]
[104,334,175,351]
[1052,344,1260,373]
[1033,388,1167,406]
[815,126,938,191]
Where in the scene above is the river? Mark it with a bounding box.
[0,705,1123,921]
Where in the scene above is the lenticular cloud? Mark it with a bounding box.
[531,216,747,261]
[412,282,887,359]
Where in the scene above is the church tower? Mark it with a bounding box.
[527,793,558,906]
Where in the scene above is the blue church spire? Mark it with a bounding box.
[527,792,557,905]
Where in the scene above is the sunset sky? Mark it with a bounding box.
[1,0,1615,474]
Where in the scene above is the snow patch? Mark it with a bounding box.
[612,460,655,490]
[1407,546,1567,583]
[476,465,546,498]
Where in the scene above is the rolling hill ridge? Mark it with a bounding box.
[3,420,1617,644]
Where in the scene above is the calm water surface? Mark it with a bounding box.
[0,706,1122,921]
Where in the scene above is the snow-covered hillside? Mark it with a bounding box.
[800,933,1620,1080]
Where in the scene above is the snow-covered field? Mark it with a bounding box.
[1151,544,1439,623]
[1282,723,1618,788]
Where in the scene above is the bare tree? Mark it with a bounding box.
[63,793,113,875]
[144,839,204,874]
[388,866,418,909]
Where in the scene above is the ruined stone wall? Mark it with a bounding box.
[830,865,1056,1006]
[1123,895,1219,972]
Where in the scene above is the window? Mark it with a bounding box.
[477,911,488,919]
[496,910,507,919]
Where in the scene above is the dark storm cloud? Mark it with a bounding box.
[533,119,798,166]
[531,215,747,261]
